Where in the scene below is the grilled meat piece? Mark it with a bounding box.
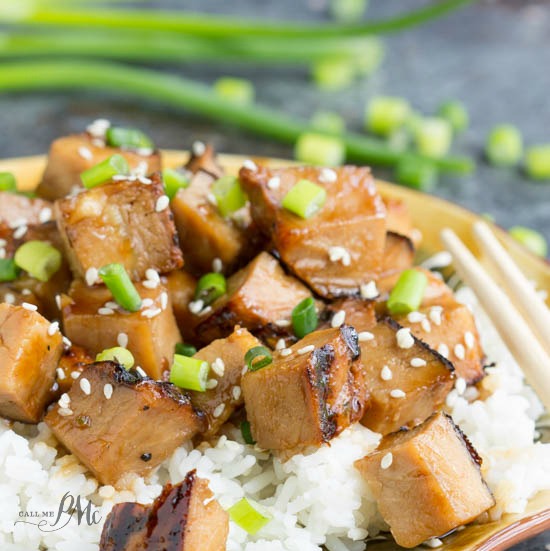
[38,133,161,200]
[61,280,181,380]
[382,196,421,247]
[0,303,63,423]
[100,470,228,551]
[45,362,206,485]
[55,174,182,282]
[189,327,262,438]
[195,252,314,345]
[359,318,455,435]
[320,297,377,332]
[418,267,454,307]
[185,142,224,179]
[48,345,93,402]
[242,326,368,455]
[376,232,415,296]
[0,192,53,228]
[240,165,387,298]
[161,270,198,343]
[355,412,495,548]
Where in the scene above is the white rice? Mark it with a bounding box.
[0,286,548,550]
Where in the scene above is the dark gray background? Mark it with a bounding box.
[0,0,549,548]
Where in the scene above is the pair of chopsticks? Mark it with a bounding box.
[441,222,550,413]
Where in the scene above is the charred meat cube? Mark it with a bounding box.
[320,297,377,332]
[171,170,255,276]
[100,470,228,551]
[185,142,224,179]
[38,133,161,200]
[62,280,181,380]
[376,232,415,296]
[195,252,314,345]
[355,412,495,548]
[359,318,455,435]
[382,196,421,247]
[55,174,182,282]
[45,362,206,485]
[240,165,387,298]
[189,327,262,438]
[0,192,53,228]
[242,326,368,454]
[0,303,63,422]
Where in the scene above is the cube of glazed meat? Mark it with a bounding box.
[62,280,181,380]
[359,318,455,435]
[382,196,421,247]
[161,269,199,342]
[0,303,63,423]
[171,170,255,276]
[185,142,224,179]
[242,326,368,454]
[320,297,377,332]
[355,412,495,548]
[48,345,93,402]
[240,165,387,298]
[0,192,53,228]
[37,133,161,200]
[100,470,228,551]
[189,327,262,438]
[55,174,182,282]
[376,232,415,296]
[195,252,314,345]
[45,362,206,486]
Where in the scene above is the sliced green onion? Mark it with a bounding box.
[0,258,20,282]
[175,342,197,357]
[213,77,255,106]
[282,178,327,219]
[14,241,62,282]
[509,226,547,257]
[245,346,273,372]
[211,175,247,217]
[396,156,438,191]
[414,117,453,159]
[292,296,318,338]
[80,154,130,189]
[96,346,135,369]
[294,133,345,166]
[387,269,428,315]
[163,168,190,200]
[169,354,210,392]
[240,420,256,445]
[485,125,523,167]
[311,111,346,134]
[105,126,154,150]
[98,263,142,312]
[365,96,411,137]
[330,0,369,22]
[353,37,385,77]
[525,145,550,181]
[194,272,226,305]
[0,172,17,192]
[311,56,356,90]
[228,498,271,535]
[437,100,468,134]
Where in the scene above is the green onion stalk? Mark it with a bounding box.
[0,60,474,174]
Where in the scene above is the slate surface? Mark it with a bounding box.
[0,0,548,548]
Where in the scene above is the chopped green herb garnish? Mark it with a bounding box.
[14,241,62,282]
[437,100,468,134]
[387,269,428,315]
[509,226,547,257]
[163,168,190,199]
[240,420,256,445]
[525,145,550,181]
[214,77,255,106]
[292,297,318,338]
[96,347,135,369]
[414,117,453,159]
[98,263,142,312]
[228,498,271,535]
[175,342,198,357]
[169,355,210,392]
[282,178,327,219]
[0,258,20,282]
[211,175,247,217]
[105,126,154,149]
[485,125,523,167]
[194,272,226,305]
[365,96,410,137]
[0,172,17,192]
[81,154,130,188]
[245,346,273,372]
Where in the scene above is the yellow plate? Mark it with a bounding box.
[1,151,549,550]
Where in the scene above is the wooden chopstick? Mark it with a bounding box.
[473,221,550,357]
[441,227,550,413]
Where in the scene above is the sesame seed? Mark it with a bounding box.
[189,299,204,314]
[212,403,225,418]
[9,217,27,229]
[59,393,70,408]
[381,365,393,381]
[56,368,66,380]
[55,295,62,309]
[328,246,351,266]
[136,366,147,377]
[275,338,286,351]
[145,269,160,283]
[38,207,52,224]
[22,302,38,312]
[58,407,73,417]
[280,348,292,357]
[396,327,414,349]
[51,382,59,392]
[380,452,393,469]
[274,319,291,327]
[232,386,242,400]
[98,307,115,316]
[199,305,212,316]
[4,293,15,304]
[211,358,225,377]
[455,377,467,395]
[142,279,159,289]
[390,389,406,398]
[62,336,72,348]
[424,538,443,548]
[331,309,346,328]
[192,140,206,156]
[103,383,113,400]
[137,149,153,158]
[155,195,170,212]
[87,118,110,138]
[13,225,28,239]
[160,292,168,310]
[206,192,218,206]
[133,161,149,177]
[206,379,218,390]
[79,378,91,395]
[410,357,427,367]
[78,146,93,160]
[421,319,432,333]
[360,281,379,300]
[243,159,257,171]
[454,343,466,360]
[48,321,59,336]
[241,365,248,376]
[105,301,118,309]
[319,167,337,184]
[212,258,223,273]
[141,308,162,318]
[420,251,453,271]
[429,306,443,326]
[85,267,99,286]
[464,331,475,349]
[117,333,129,348]
[298,344,315,355]
[21,288,31,296]
[267,176,280,190]
[358,331,374,342]
[71,371,81,380]
[407,311,425,323]
[437,344,449,358]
